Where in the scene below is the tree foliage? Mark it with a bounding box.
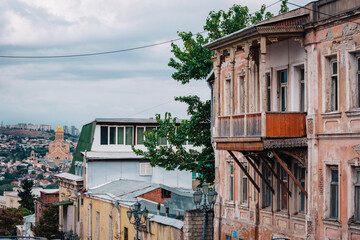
[34,204,60,239]
[18,179,34,212]
[134,3,288,184]
[0,208,24,236]
[133,96,214,183]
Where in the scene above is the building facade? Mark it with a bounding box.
[206,0,360,239]
[44,126,73,161]
[35,189,59,225]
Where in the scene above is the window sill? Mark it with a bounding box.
[349,222,360,231]
[238,204,249,210]
[260,208,273,214]
[274,210,289,218]
[345,109,360,117]
[322,218,341,227]
[224,202,235,208]
[292,212,306,220]
[322,112,341,118]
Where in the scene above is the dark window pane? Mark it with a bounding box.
[267,89,271,111]
[330,184,338,219]
[137,127,144,144]
[331,169,338,182]
[357,58,360,71]
[125,127,133,145]
[267,74,271,87]
[332,61,337,75]
[109,127,116,144]
[331,77,338,111]
[300,68,305,80]
[281,71,288,83]
[281,86,286,111]
[243,179,248,203]
[301,181,305,212]
[100,126,108,145]
[230,175,234,201]
[357,171,360,184]
[117,127,124,145]
[301,82,305,112]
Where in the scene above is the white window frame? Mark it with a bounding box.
[278,69,288,112]
[266,72,271,112]
[239,162,248,205]
[140,162,152,176]
[226,161,234,202]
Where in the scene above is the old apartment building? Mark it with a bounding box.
[206,0,360,239]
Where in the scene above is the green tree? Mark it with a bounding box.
[0,184,13,195]
[134,3,287,184]
[18,179,34,212]
[34,204,60,239]
[0,208,24,236]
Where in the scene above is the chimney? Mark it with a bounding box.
[176,211,180,219]
[165,206,169,217]
[157,203,160,215]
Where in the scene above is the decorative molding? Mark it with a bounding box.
[263,138,308,149]
[353,144,360,156]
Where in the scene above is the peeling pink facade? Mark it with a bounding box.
[206,0,360,239]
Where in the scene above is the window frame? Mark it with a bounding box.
[266,72,271,112]
[278,69,288,112]
[329,166,339,220]
[239,162,248,205]
[357,56,360,108]
[299,67,305,112]
[330,59,339,112]
[100,125,134,146]
[226,161,235,202]
[355,169,360,223]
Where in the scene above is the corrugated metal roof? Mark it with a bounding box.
[94,118,185,124]
[56,172,83,181]
[82,151,142,160]
[149,214,184,229]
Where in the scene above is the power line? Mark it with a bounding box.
[0,1,284,59]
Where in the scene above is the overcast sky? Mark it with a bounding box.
[0,0,312,129]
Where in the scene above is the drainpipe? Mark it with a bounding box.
[165,206,169,217]
[115,200,121,240]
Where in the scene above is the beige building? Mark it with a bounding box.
[45,126,73,161]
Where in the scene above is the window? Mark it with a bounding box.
[330,168,339,219]
[278,70,288,111]
[117,127,124,144]
[95,211,100,240]
[100,126,108,145]
[266,73,271,111]
[124,227,128,240]
[125,127,133,145]
[137,126,156,145]
[109,127,116,145]
[330,60,338,112]
[140,162,152,176]
[240,164,248,204]
[100,126,133,145]
[277,163,288,210]
[355,171,360,222]
[294,163,306,213]
[261,164,272,208]
[161,189,171,198]
[300,68,305,112]
[239,76,245,113]
[227,162,234,201]
[225,79,231,115]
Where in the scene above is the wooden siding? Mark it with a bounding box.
[266,112,306,137]
[217,112,306,139]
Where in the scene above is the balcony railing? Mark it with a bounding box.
[218,112,306,138]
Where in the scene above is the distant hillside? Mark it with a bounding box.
[0,127,53,139]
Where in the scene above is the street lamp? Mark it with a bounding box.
[193,181,217,240]
[127,201,149,240]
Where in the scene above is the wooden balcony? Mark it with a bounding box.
[215,112,307,151]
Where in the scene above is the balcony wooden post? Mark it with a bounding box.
[244,42,250,137]
[214,50,221,138]
[230,46,236,137]
[260,36,267,138]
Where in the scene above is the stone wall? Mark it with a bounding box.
[183,209,214,240]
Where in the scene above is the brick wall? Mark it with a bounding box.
[137,188,171,204]
[183,209,214,240]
